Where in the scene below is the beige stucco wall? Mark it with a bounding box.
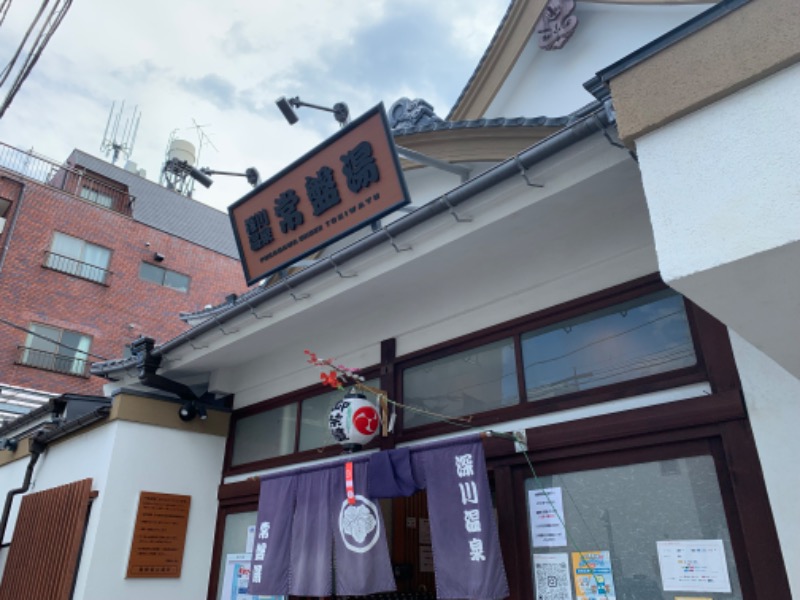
[609,0,800,144]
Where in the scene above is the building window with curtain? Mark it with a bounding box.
[44,232,112,284]
[139,262,191,293]
[79,186,113,209]
[17,323,92,376]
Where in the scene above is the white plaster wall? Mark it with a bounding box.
[0,424,116,588]
[729,330,800,599]
[199,140,655,407]
[486,3,711,118]
[78,421,226,600]
[636,62,800,378]
[636,62,800,281]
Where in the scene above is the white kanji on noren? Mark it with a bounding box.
[454,453,474,478]
[468,538,486,562]
[459,481,479,505]
[259,521,271,540]
[255,542,267,561]
[252,564,263,583]
[464,509,482,533]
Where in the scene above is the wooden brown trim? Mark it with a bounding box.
[686,300,741,393]
[224,364,382,475]
[719,420,791,598]
[206,501,259,600]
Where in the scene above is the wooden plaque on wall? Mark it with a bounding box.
[126,491,191,578]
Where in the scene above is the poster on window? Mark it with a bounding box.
[571,551,616,600]
[656,540,732,593]
[534,553,573,600]
[221,553,285,600]
[529,487,567,547]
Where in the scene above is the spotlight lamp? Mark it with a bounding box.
[0,438,18,452]
[199,167,262,189]
[164,157,213,188]
[178,401,196,422]
[178,400,209,422]
[275,95,350,127]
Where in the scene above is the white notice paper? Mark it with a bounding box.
[246,525,256,554]
[529,487,567,547]
[534,553,573,600]
[657,539,732,593]
[419,517,431,544]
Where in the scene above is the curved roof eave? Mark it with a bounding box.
[91,102,615,380]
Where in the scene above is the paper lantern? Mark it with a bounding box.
[329,391,380,450]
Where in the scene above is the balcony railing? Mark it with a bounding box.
[43,251,111,285]
[16,346,89,377]
[0,141,135,216]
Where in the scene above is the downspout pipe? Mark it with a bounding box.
[0,406,110,546]
[0,177,26,274]
[0,434,46,546]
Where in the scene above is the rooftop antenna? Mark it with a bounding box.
[159,120,218,197]
[100,101,141,165]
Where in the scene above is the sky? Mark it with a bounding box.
[0,0,509,212]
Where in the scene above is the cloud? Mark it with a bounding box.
[180,74,239,110]
[0,0,510,213]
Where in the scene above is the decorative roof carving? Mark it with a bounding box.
[389,98,445,132]
[538,0,579,51]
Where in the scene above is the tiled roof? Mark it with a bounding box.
[67,150,238,258]
[393,115,570,137]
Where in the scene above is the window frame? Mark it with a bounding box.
[138,261,191,293]
[79,186,114,209]
[223,276,718,475]
[224,366,382,476]
[18,323,93,377]
[395,277,707,442]
[44,231,112,285]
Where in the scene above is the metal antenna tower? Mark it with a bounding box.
[100,101,141,165]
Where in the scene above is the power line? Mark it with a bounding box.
[0,316,110,361]
[0,0,74,120]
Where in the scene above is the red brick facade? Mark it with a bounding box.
[0,169,248,395]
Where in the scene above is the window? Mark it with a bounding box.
[79,186,113,208]
[401,288,696,430]
[230,378,380,467]
[45,232,111,284]
[403,339,518,428]
[525,455,744,599]
[19,323,92,376]
[139,262,191,292]
[521,289,696,401]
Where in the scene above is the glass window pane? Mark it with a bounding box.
[231,404,297,465]
[525,455,743,599]
[27,324,59,353]
[522,290,696,401]
[80,243,110,283]
[163,269,190,292]
[139,262,164,285]
[50,232,83,260]
[403,338,518,428]
[214,511,258,600]
[298,379,379,452]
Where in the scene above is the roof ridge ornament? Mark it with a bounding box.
[538,0,579,51]
[388,98,445,132]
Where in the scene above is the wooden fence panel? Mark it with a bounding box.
[0,478,93,600]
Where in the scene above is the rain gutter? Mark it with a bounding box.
[96,103,615,374]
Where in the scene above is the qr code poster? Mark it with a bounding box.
[534,553,573,600]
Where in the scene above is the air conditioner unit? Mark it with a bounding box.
[0,217,6,235]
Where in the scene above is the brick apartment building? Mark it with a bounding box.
[0,142,248,413]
